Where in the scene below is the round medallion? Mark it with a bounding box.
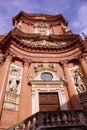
[41,72,53,81]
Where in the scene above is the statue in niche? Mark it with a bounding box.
[73,68,86,93]
[9,69,20,93]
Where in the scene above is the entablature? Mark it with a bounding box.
[0,28,86,63]
[10,32,85,54]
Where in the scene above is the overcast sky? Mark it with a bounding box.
[0,0,87,37]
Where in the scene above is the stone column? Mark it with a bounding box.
[18,59,32,121]
[78,56,87,78]
[0,54,12,116]
[61,61,81,110]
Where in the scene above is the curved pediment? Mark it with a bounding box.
[13,11,68,25]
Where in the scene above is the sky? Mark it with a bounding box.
[0,0,87,38]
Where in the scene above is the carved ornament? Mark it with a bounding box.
[34,62,56,72]
[5,51,16,60]
[21,39,67,47]
[4,64,23,110]
[73,68,87,94]
[34,16,47,20]
[76,55,86,62]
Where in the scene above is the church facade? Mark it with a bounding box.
[0,11,87,129]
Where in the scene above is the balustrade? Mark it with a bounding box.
[6,110,87,130]
[79,92,87,103]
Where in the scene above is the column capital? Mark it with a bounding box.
[5,51,16,61]
[59,60,68,67]
[23,58,32,66]
[76,55,86,62]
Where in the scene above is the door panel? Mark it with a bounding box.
[49,93,59,104]
[39,93,49,104]
[39,93,60,111]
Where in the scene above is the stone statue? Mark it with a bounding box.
[73,69,86,93]
[9,69,20,93]
[14,20,22,29]
[61,23,71,33]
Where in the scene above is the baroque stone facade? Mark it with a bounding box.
[0,11,87,129]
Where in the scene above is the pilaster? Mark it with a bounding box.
[78,55,87,79]
[60,61,81,110]
[18,59,32,121]
[0,54,12,117]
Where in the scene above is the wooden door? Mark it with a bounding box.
[39,93,60,111]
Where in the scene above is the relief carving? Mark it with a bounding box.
[22,39,67,47]
[9,69,20,93]
[34,62,56,72]
[34,22,50,36]
[4,64,22,111]
[34,16,47,20]
[73,68,87,94]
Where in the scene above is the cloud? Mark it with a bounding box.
[0,0,86,35]
[0,0,70,34]
[72,2,87,35]
[0,0,41,34]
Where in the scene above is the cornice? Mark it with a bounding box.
[11,34,84,54]
[11,27,80,40]
[75,54,86,61]
[0,31,12,47]
[0,33,8,42]
[13,11,68,25]
[0,28,85,55]
[29,80,64,85]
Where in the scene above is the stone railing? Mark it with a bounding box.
[4,91,20,111]
[6,110,87,130]
[79,92,87,104]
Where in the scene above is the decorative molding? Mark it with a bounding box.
[76,55,86,62]
[34,62,56,72]
[29,80,64,85]
[31,86,68,114]
[1,29,82,54]
[34,16,47,20]
[28,65,67,86]
[5,51,17,61]
[21,39,67,47]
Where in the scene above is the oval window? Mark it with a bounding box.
[41,72,53,81]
